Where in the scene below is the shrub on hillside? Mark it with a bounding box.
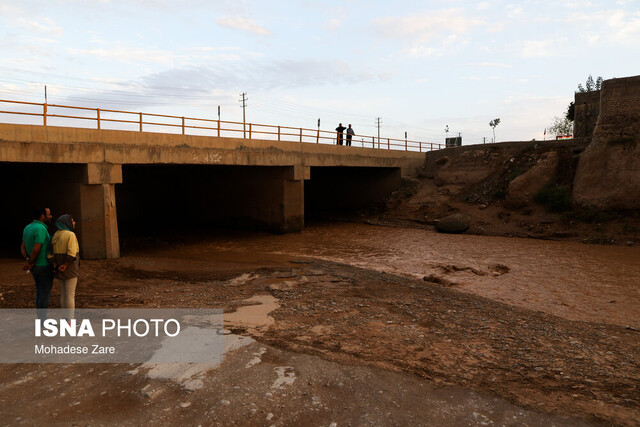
[570,205,619,223]
[534,183,572,212]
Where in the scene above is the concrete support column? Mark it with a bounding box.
[80,163,122,259]
[240,165,308,233]
[282,167,307,233]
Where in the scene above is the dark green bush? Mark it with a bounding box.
[572,206,618,223]
[508,166,523,181]
[492,189,507,200]
[534,183,572,212]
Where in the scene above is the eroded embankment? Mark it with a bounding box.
[379,140,640,244]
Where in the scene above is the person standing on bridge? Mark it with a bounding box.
[21,207,54,319]
[336,123,346,145]
[346,124,354,146]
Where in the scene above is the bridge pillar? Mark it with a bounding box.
[79,163,121,259]
[281,165,309,233]
[250,165,308,233]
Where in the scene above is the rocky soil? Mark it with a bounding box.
[0,239,638,426]
[376,141,640,245]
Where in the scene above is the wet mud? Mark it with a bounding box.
[0,223,639,425]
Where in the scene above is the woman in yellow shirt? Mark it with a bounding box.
[51,214,79,319]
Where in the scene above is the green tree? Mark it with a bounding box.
[566,101,575,122]
[489,118,500,143]
[577,74,603,93]
[547,116,573,138]
[567,75,602,122]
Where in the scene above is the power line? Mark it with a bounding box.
[0,65,240,96]
[0,65,448,141]
[250,93,376,122]
[249,99,373,132]
[0,76,234,102]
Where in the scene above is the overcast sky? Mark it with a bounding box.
[1,0,639,145]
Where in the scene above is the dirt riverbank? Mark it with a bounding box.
[0,227,638,426]
[374,141,640,245]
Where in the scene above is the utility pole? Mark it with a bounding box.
[375,117,382,148]
[44,85,48,103]
[483,137,486,144]
[239,92,247,138]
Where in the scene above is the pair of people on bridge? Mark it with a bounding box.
[336,123,354,146]
[21,208,80,319]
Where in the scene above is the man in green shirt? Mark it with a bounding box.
[20,207,54,318]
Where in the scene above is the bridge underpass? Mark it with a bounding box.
[304,166,401,217]
[116,164,401,238]
[1,162,401,257]
[117,164,304,238]
[0,123,427,259]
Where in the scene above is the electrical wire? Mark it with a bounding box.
[1,65,448,141]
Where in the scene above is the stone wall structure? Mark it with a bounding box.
[573,75,640,210]
[573,90,600,139]
[595,76,640,138]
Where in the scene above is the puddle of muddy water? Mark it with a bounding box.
[197,223,640,328]
[140,293,279,390]
[142,332,254,391]
[223,294,279,336]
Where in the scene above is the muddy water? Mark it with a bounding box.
[200,222,640,328]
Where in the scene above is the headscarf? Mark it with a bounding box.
[55,214,74,231]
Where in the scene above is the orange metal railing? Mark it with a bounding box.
[0,99,444,152]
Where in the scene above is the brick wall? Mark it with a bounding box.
[596,75,640,138]
[573,90,600,139]
[572,74,640,210]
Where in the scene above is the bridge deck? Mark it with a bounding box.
[1,123,429,260]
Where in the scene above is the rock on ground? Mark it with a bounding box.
[435,213,471,233]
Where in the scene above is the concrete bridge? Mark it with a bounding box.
[0,123,428,259]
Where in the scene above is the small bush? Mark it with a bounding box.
[623,220,638,234]
[582,236,617,245]
[572,206,618,223]
[534,183,572,212]
[492,189,507,200]
[508,166,523,181]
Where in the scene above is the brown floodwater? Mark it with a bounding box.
[195,222,640,329]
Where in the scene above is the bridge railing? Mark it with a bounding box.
[0,99,443,152]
